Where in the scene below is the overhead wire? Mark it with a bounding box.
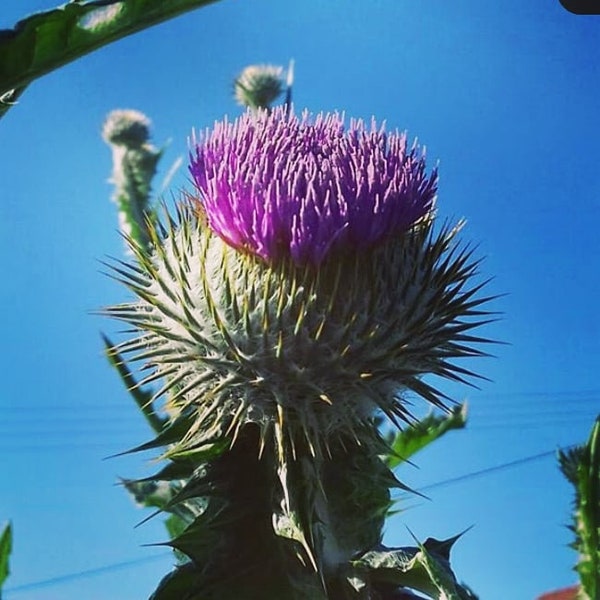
[2,391,597,450]
[2,387,598,413]
[2,553,171,596]
[417,448,563,492]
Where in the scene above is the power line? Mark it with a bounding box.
[417,447,567,493]
[2,403,597,420]
[3,553,171,596]
[2,409,598,435]
[1,418,595,453]
[2,388,598,414]
[3,408,597,441]
[468,388,600,399]
[3,408,598,432]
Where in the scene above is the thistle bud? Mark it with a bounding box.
[234,64,285,110]
[102,109,161,252]
[102,109,151,147]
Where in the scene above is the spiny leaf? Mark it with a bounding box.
[354,533,473,600]
[149,562,205,600]
[386,405,467,469]
[109,413,196,457]
[163,503,228,567]
[163,437,231,463]
[102,333,166,433]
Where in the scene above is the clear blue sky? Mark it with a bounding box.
[1,1,599,598]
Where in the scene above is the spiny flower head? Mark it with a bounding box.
[234,64,285,109]
[107,109,492,460]
[190,107,437,266]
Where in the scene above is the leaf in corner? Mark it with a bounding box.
[0,522,12,590]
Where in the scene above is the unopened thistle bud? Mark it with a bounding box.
[234,64,285,110]
[102,109,151,147]
[105,107,492,460]
[102,109,161,252]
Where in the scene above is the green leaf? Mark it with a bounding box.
[162,437,231,462]
[354,533,474,600]
[122,479,177,510]
[102,333,166,434]
[149,562,205,600]
[163,503,227,567]
[321,442,402,558]
[163,514,189,563]
[559,416,600,600]
[386,405,467,469]
[0,0,221,118]
[149,559,327,600]
[111,413,197,457]
[134,460,197,484]
[0,522,12,591]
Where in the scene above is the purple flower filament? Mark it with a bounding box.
[190,107,438,265]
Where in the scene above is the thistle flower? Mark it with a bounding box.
[106,108,492,461]
[190,107,437,266]
[234,64,285,109]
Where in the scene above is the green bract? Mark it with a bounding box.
[233,64,285,109]
[106,204,490,460]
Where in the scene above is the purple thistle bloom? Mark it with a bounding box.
[190,107,438,265]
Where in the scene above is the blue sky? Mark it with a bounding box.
[1,1,599,598]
